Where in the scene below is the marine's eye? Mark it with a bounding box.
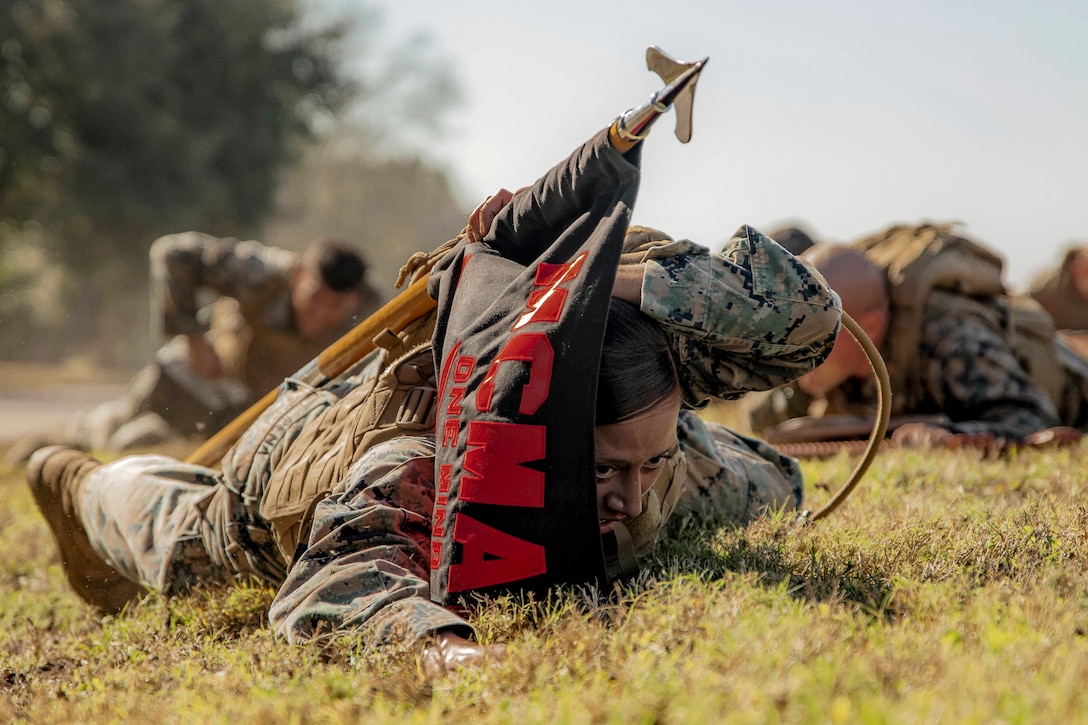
[595,464,619,481]
[642,454,673,471]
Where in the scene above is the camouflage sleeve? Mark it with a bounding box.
[635,225,842,406]
[669,411,803,528]
[920,303,1062,439]
[484,127,639,266]
[268,436,473,646]
[149,232,298,338]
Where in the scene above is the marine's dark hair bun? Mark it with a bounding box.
[305,237,368,292]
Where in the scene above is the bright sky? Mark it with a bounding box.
[316,0,1087,289]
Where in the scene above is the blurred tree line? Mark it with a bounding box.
[0,0,468,368]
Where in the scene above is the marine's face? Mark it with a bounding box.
[1072,252,1088,301]
[594,392,682,534]
[796,305,885,397]
[290,268,363,341]
[796,330,861,397]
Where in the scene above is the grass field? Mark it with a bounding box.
[2,433,1087,723]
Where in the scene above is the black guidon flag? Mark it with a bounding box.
[428,128,642,603]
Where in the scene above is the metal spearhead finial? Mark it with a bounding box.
[610,46,709,151]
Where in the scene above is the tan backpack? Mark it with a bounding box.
[853,222,1065,414]
[255,309,439,561]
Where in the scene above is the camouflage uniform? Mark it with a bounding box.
[65,232,380,451]
[749,289,1088,440]
[1028,248,1088,332]
[71,226,839,647]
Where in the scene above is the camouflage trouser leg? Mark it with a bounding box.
[78,455,232,592]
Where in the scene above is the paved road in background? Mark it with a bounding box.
[0,383,127,444]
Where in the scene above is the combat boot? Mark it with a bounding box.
[27,446,144,614]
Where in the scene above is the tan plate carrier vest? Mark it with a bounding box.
[853,222,1065,415]
[257,311,440,561]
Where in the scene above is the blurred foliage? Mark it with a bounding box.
[262,124,470,301]
[0,0,464,366]
[0,0,352,267]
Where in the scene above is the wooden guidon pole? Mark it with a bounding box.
[184,275,436,467]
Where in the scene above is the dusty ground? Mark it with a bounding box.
[0,362,130,445]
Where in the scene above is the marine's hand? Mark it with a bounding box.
[466,188,515,243]
[612,263,645,305]
[187,333,223,379]
[420,631,506,679]
[890,422,953,448]
[1021,426,1082,449]
[891,422,1002,453]
[893,422,1079,455]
